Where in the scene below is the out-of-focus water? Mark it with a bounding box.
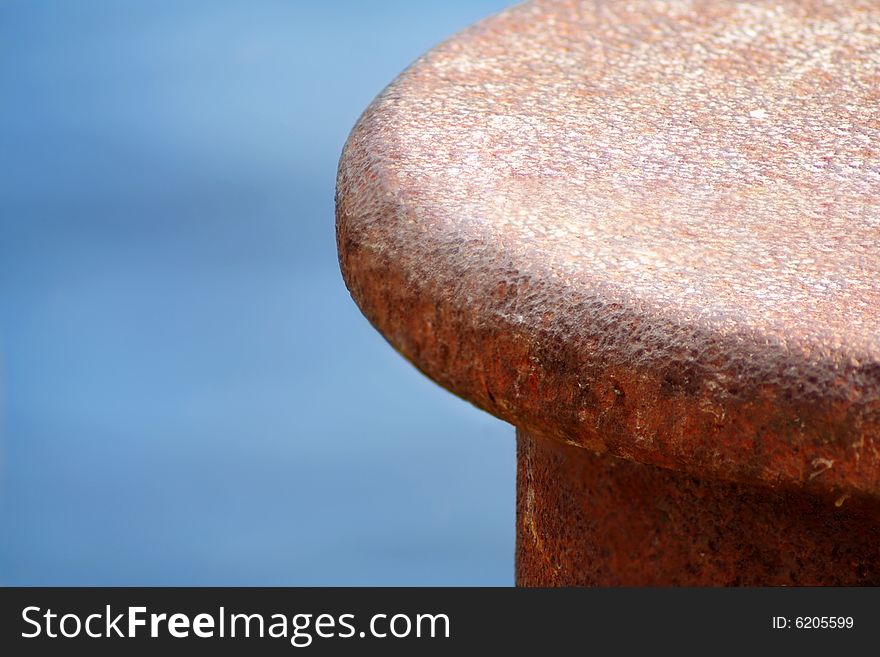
[0,0,515,585]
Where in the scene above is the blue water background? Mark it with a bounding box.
[0,0,515,585]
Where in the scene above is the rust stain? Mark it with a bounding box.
[337,0,880,502]
[517,430,880,586]
[336,0,880,584]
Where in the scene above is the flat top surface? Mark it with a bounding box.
[338,0,880,499]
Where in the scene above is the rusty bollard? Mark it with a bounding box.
[336,0,880,586]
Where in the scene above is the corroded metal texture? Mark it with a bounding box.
[337,0,880,507]
[517,430,880,586]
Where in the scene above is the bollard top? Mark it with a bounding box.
[337,0,880,503]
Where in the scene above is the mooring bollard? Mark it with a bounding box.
[336,0,880,585]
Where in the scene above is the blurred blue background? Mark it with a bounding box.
[0,0,515,585]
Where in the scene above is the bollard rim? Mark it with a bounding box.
[336,0,880,503]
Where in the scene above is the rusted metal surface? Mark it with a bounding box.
[336,0,880,584]
[517,429,880,585]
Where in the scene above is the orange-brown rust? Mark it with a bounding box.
[337,0,880,502]
[517,429,880,586]
[336,0,880,585]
